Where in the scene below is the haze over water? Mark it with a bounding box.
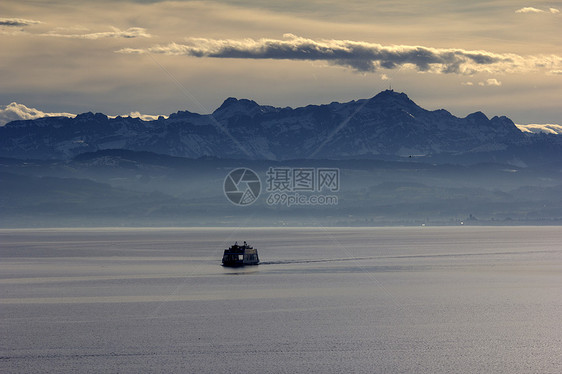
[1,227,561,373]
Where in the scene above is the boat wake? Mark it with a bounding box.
[260,249,557,265]
[259,257,375,265]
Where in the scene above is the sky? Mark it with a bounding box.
[1,0,561,127]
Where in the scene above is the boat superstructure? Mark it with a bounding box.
[222,242,259,267]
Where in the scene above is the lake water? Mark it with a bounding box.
[1,227,561,373]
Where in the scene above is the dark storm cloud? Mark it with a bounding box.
[118,34,561,75]
[0,18,42,27]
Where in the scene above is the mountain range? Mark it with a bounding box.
[2,90,561,227]
[2,90,560,165]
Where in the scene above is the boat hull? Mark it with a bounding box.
[221,260,258,267]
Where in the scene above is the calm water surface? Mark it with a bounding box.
[1,227,561,373]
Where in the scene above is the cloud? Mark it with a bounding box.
[117,34,562,75]
[516,124,562,135]
[42,27,151,40]
[464,79,500,86]
[0,103,75,126]
[478,78,502,86]
[0,102,167,125]
[115,112,168,121]
[515,7,545,13]
[515,7,560,14]
[0,18,42,27]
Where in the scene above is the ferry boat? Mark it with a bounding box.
[222,241,259,267]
